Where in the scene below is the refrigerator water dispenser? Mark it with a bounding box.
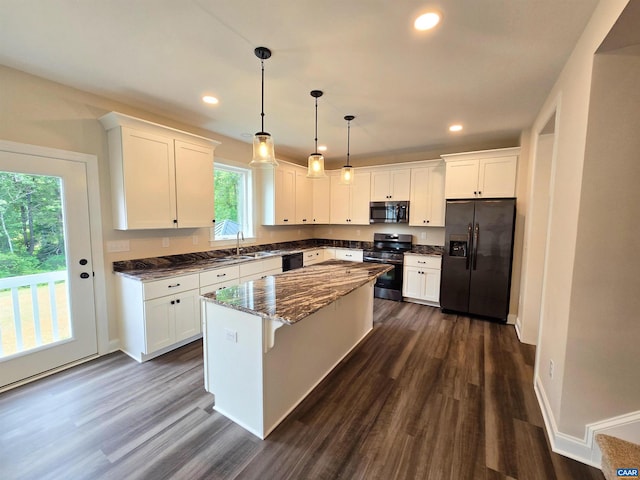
[449,235,468,257]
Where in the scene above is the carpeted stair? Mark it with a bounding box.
[596,434,640,479]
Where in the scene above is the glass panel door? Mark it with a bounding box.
[0,150,97,388]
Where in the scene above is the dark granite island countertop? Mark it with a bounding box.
[202,260,392,325]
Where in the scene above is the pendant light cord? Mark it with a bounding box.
[314,96,318,154]
[346,118,351,166]
[260,58,265,133]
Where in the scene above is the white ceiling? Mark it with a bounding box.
[0,0,600,165]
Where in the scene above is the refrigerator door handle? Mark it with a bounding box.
[466,223,473,270]
[473,223,480,270]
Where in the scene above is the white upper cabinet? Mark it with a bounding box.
[330,172,371,224]
[311,175,330,224]
[261,162,315,225]
[442,147,519,199]
[370,169,411,201]
[174,140,216,228]
[409,164,445,227]
[100,112,219,230]
[295,169,313,224]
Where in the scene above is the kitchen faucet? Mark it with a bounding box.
[236,231,244,255]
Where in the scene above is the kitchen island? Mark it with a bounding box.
[201,260,392,439]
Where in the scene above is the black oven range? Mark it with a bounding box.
[363,233,412,301]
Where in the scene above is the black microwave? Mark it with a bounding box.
[369,201,410,224]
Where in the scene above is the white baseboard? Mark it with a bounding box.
[514,317,523,341]
[535,376,601,467]
[507,313,517,325]
[534,376,640,468]
[108,338,121,353]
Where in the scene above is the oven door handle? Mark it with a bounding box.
[363,257,403,265]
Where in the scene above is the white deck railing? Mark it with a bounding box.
[0,270,68,358]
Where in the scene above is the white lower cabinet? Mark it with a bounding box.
[200,265,240,295]
[144,288,200,353]
[335,248,363,262]
[402,255,441,306]
[117,272,201,362]
[239,256,282,282]
[303,248,324,266]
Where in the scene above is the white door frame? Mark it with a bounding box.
[0,139,109,369]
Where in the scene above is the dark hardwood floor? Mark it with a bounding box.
[0,300,603,480]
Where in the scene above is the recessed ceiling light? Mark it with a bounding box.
[318,145,327,152]
[202,95,219,105]
[449,124,463,132]
[414,12,441,31]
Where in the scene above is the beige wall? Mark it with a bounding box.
[560,51,640,436]
[525,0,633,438]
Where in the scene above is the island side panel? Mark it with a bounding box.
[203,302,265,438]
[262,281,375,437]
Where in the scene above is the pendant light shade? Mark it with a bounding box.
[250,47,278,168]
[307,90,327,178]
[340,115,355,184]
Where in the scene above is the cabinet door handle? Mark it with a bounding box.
[216,273,226,278]
[170,300,175,305]
[173,219,178,224]
[283,219,289,222]
[176,299,181,304]
[418,261,426,264]
[168,283,181,288]
[478,191,482,196]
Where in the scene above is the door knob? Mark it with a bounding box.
[80,272,90,279]
[79,258,88,265]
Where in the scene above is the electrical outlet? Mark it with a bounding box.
[106,240,130,252]
[356,229,361,236]
[549,359,554,379]
[421,232,427,240]
[225,328,237,343]
[192,235,199,245]
[162,237,170,248]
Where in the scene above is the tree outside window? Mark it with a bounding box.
[214,163,253,240]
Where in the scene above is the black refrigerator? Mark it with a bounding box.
[440,198,516,322]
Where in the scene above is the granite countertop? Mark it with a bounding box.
[202,260,393,325]
[112,239,443,281]
[113,253,283,281]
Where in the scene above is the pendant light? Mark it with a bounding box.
[340,115,355,184]
[307,90,327,178]
[249,46,278,168]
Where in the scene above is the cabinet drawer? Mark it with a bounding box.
[200,265,240,288]
[404,255,441,269]
[239,257,282,278]
[335,249,363,262]
[143,273,199,300]
[200,278,239,296]
[240,267,282,283]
